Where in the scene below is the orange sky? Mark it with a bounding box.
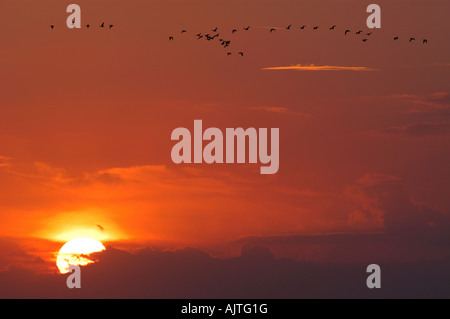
[0,0,449,273]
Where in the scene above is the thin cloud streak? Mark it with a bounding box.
[262,64,378,71]
[250,106,312,117]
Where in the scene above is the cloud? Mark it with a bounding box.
[1,160,331,245]
[231,173,450,263]
[369,92,450,114]
[0,156,11,168]
[430,63,450,67]
[375,122,450,137]
[0,237,59,273]
[262,64,378,71]
[1,244,450,298]
[249,106,311,117]
[345,174,450,244]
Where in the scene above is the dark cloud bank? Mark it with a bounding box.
[1,244,450,298]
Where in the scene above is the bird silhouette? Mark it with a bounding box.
[356,30,363,34]
[366,32,372,36]
[86,24,90,29]
[313,26,319,30]
[270,28,276,33]
[109,25,113,29]
[50,25,54,29]
[362,38,367,42]
[423,39,428,44]
[345,29,350,35]
[244,26,250,30]
[197,35,203,39]
[212,27,218,32]
[181,30,187,33]
[393,36,399,40]
[100,22,105,28]
[196,33,202,37]
[409,37,416,42]
[299,26,306,29]
[286,24,291,30]
[330,25,336,30]
[227,52,232,56]
[238,52,244,56]
[169,36,174,40]
[232,29,237,34]
[96,225,104,231]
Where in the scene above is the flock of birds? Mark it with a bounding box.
[48,22,429,56]
[168,24,429,56]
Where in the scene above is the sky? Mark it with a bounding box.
[0,0,449,298]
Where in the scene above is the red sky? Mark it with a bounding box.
[0,0,449,282]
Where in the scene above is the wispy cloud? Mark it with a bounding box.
[429,63,450,67]
[262,64,378,71]
[374,122,450,137]
[366,92,450,114]
[250,106,311,117]
[0,156,11,168]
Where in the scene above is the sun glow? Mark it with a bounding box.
[56,238,105,274]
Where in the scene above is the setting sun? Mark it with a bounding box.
[56,238,106,274]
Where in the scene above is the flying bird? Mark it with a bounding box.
[227,52,232,56]
[423,39,428,44]
[86,24,90,29]
[356,30,363,34]
[345,29,350,35]
[50,25,54,29]
[196,33,202,37]
[181,30,187,33]
[169,36,174,40]
[330,25,336,30]
[232,29,237,34]
[300,26,306,29]
[286,24,291,30]
[96,225,104,231]
[270,28,276,33]
[244,26,250,30]
[366,32,372,36]
[212,27,218,32]
[409,37,415,42]
[313,26,319,30]
[109,25,113,29]
[393,36,399,40]
[197,35,203,39]
[362,38,367,42]
[100,22,105,28]
[238,52,244,56]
